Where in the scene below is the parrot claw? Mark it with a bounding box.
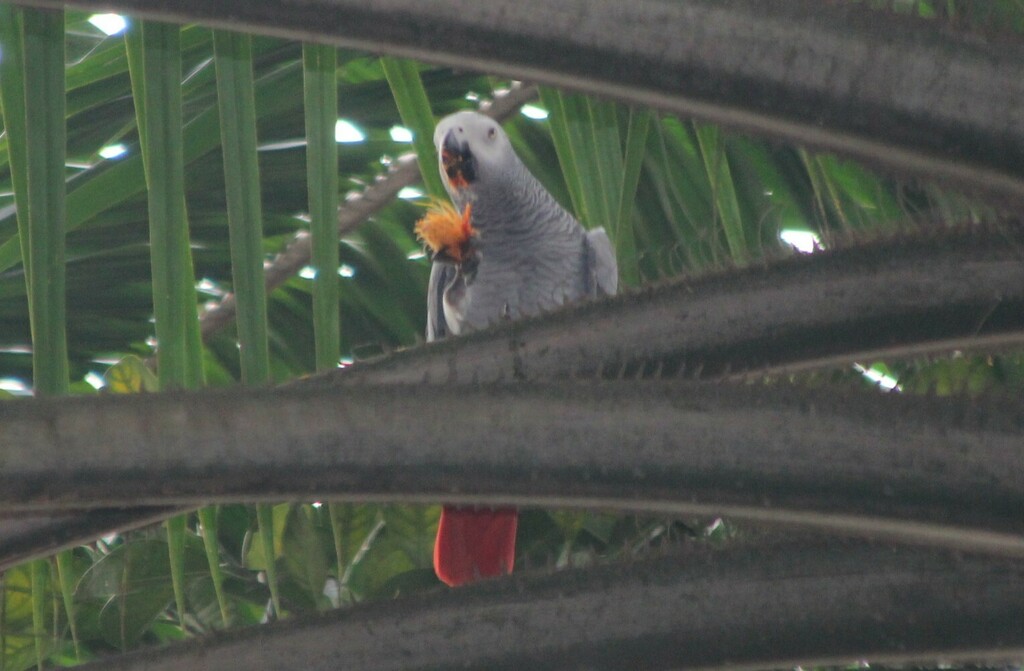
[429,248,461,265]
[429,242,479,274]
[432,248,479,285]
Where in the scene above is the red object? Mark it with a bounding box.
[433,506,518,586]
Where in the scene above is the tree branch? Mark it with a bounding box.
[307,223,1024,386]
[11,0,1024,202]
[0,508,178,570]
[70,540,1024,671]
[4,223,1023,569]
[0,380,1021,556]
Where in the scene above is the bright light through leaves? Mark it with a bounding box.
[99,144,127,159]
[520,104,549,120]
[389,125,413,142]
[334,119,366,143]
[0,377,29,395]
[84,371,106,390]
[780,229,821,253]
[398,186,424,200]
[88,13,128,36]
[854,363,901,391]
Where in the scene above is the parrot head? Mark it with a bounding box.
[434,111,515,198]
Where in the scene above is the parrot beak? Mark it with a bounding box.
[441,129,476,189]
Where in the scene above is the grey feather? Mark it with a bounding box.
[585,227,619,297]
[426,111,619,340]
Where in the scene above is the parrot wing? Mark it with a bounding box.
[426,262,456,341]
[585,227,619,297]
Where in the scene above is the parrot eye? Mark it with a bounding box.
[487,127,497,140]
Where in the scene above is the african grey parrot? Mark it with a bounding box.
[425,110,618,586]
